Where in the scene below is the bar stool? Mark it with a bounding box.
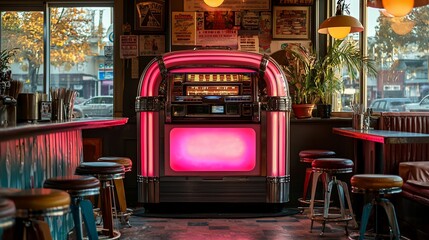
[309,158,357,235]
[0,198,16,238]
[75,161,125,240]
[97,156,133,227]
[350,174,403,240]
[1,188,70,240]
[298,149,336,204]
[43,175,100,240]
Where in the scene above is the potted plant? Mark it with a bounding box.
[281,39,376,119]
[281,44,320,119]
[313,39,377,118]
[0,48,17,95]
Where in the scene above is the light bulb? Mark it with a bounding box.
[328,27,351,39]
[382,0,414,17]
[204,0,224,8]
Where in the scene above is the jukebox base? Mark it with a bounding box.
[138,176,290,203]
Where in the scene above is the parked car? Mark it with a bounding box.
[73,95,113,118]
[369,98,412,112]
[405,95,429,112]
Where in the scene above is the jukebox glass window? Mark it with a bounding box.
[165,125,260,175]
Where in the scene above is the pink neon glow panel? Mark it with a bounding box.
[169,128,256,172]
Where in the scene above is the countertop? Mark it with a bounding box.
[0,117,128,141]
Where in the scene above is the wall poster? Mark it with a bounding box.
[273,6,310,39]
[120,35,139,59]
[172,12,196,45]
[135,0,165,31]
[238,35,259,53]
[139,35,165,56]
[195,12,238,49]
[259,11,272,53]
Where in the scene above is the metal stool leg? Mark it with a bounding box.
[338,180,358,228]
[80,199,99,240]
[309,171,323,232]
[100,181,114,238]
[359,201,374,240]
[302,168,313,201]
[113,178,132,227]
[379,198,400,240]
[70,202,84,240]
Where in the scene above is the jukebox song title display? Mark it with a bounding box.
[136,49,291,204]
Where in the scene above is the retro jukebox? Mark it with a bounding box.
[135,49,291,204]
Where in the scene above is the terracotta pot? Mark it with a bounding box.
[292,104,315,119]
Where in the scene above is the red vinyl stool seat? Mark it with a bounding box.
[309,158,357,236]
[0,198,16,231]
[75,162,125,239]
[1,188,70,240]
[98,157,133,227]
[43,175,100,240]
[350,174,403,240]
[298,150,336,204]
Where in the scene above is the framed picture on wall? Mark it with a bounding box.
[273,6,310,39]
[135,0,165,31]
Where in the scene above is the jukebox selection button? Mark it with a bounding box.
[226,104,240,115]
[172,105,186,117]
[242,104,253,116]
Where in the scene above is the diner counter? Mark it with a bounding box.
[0,117,128,189]
[0,117,128,141]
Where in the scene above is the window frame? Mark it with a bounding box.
[1,0,121,116]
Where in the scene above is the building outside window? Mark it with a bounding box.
[1,2,114,118]
[325,1,428,113]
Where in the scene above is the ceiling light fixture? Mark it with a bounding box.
[204,0,224,8]
[382,0,414,17]
[318,0,364,39]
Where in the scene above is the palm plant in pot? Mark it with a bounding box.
[281,44,320,119]
[281,39,376,119]
[313,39,377,118]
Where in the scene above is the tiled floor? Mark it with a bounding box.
[118,208,354,240]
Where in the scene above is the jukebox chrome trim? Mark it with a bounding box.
[135,96,164,112]
[266,176,290,203]
[263,96,292,111]
[137,176,160,203]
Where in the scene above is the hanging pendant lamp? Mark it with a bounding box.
[204,0,224,8]
[368,0,429,16]
[382,0,414,17]
[318,0,364,39]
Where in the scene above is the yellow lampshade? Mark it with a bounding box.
[204,0,224,7]
[382,0,414,17]
[319,15,364,39]
[328,27,352,39]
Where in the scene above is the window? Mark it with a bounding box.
[328,1,429,113]
[366,2,429,110]
[1,1,114,118]
[1,10,44,93]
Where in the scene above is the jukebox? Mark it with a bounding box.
[135,49,291,204]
